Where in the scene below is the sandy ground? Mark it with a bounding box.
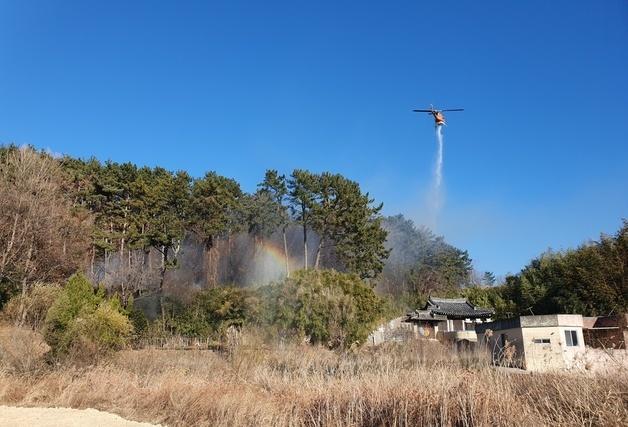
[0,406,160,427]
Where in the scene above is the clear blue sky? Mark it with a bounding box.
[1,1,627,276]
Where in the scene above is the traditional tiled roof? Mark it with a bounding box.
[423,297,494,319]
[405,309,447,322]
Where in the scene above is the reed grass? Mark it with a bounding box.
[0,328,626,426]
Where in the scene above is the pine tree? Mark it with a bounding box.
[310,173,389,279]
[483,271,496,286]
[190,172,243,286]
[258,170,291,276]
[144,168,191,290]
[288,170,318,270]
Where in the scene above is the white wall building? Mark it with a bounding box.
[476,314,585,371]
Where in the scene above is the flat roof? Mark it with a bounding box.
[476,314,583,334]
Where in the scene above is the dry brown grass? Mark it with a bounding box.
[0,329,626,426]
[0,326,50,374]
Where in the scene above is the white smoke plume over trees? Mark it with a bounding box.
[377,214,472,305]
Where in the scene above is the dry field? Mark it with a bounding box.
[0,327,627,426]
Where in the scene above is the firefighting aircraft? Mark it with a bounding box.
[413,105,464,126]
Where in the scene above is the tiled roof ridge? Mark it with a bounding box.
[429,297,468,303]
[422,296,494,318]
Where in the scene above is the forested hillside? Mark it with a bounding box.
[0,146,394,303]
[463,221,628,318]
[378,214,473,306]
[501,222,628,316]
[1,145,626,324]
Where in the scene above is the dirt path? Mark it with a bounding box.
[0,406,160,427]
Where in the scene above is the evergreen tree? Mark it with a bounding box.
[483,271,496,286]
[190,172,243,286]
[144,168,191,290]
[310,173,388,279]
[379,214,472,302]
[288,169,318,269]
[258,170,291,276]
[499,220,628,317]
[288,170,389,279]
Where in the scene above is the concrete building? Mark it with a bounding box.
[476,314,585,371]
[405,297,494,344]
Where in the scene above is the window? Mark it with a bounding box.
[564,330,579,347]
[533,338,550,344]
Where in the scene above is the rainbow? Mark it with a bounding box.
[248,241,299,285]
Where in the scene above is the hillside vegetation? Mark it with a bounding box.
[463,221,628,318]
[1,145,627,334]
[1,145,628,426]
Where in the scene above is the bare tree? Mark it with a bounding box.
[0,147,90,321]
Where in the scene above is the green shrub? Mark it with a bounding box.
[462,285,517,319]
[43,273,133,359]
[162,287,258,338]
[261,270,387,348]
[125,296,149,338]
[68,300,133,354]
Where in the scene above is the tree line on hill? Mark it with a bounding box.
[0,145,476,303]
[0,146,400,353]
[463,221,628,318]
[0,145,391,303]
[0,145,483,353]
[1,144,626,345]
[378,214,474,307]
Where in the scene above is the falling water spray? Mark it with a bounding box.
[428,125,444,229]
[435,125,444,190]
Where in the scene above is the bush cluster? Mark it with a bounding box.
[154,269,388,349]
[260,269,388,348]
[160,287,258,339]
[44,273,133,359]
[1,269,389,363]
